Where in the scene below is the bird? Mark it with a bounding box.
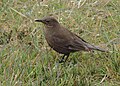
[35,16,107,63]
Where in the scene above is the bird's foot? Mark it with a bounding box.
[59,59,64,63]
[59,54,69,63]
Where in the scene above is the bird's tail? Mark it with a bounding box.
[92,46,108,52]
[90,45,108,52]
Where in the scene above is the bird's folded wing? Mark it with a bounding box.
[52,34,89,51]
[68,37,89,51]
[52,36,71,48]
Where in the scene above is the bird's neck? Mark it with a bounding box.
[44,24,61,36]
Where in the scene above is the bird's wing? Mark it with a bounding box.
[68,34,90,51]
[52,32,88,52]
[52,34,71,48]
[51,34,78,54]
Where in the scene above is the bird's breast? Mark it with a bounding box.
[43,28,55,47]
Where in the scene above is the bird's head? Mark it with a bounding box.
[35,16,59,27]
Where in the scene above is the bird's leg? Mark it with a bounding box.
[59,54,66,63]
[64,54,70,62]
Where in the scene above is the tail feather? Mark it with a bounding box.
[85,43,108,52]
[90,45,108,52]
[93,46,107,52]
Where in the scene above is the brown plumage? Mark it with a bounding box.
[35,16,107,63]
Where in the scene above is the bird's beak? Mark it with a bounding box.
[35,19,43,22]
[35,19,47,25]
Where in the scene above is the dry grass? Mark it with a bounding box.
[0,0,120,86]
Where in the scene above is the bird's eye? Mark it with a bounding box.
[46,20,50,22]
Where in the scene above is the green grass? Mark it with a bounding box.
[0,0,120,86]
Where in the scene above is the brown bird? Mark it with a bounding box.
[35,16,107,63]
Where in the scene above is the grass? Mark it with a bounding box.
[0,0,120,86]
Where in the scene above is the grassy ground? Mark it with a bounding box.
[0,0,120,86]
